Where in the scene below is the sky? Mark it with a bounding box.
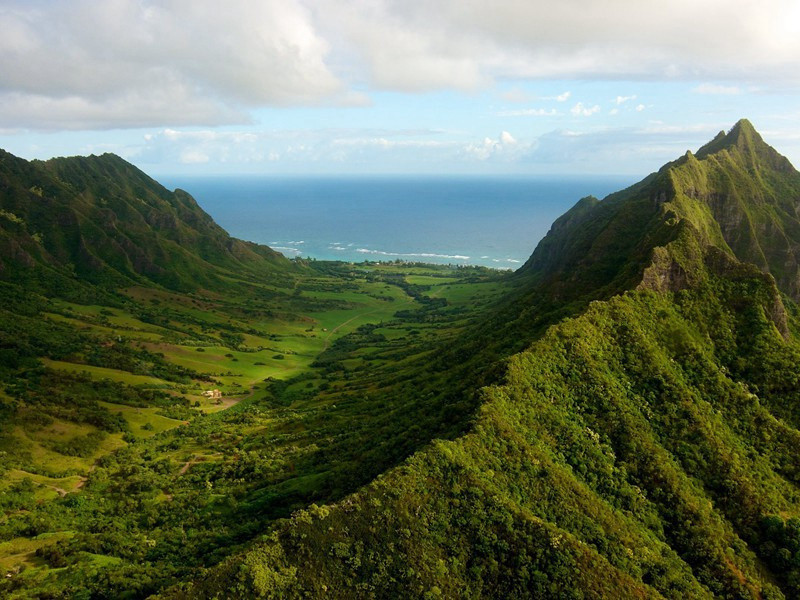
[1,0,800,177]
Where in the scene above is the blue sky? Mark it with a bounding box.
[1,0,799,177]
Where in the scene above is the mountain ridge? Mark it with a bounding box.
[0,149,292,296]
[172,121,800,599]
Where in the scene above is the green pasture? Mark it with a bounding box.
[146,342,309,385]
[43,311,167,342]
[41,359,174,388]
[10,422,125,476]
[97,401,185,437]
[2,469,86,501]
[0,532,74,572]
[309,298,412,340]
[404,274,462,286]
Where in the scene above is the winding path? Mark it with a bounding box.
[322,308,381,351]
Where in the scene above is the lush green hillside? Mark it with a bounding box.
[169,121,800,599]
[0,148,519,598]
[0,254,509,595]
[187,273,799,599]
[0,150,291,296]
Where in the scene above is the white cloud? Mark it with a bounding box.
[0,0,345,130]
[134,127,471,171]
[118,118,782,175]
[571,102,601,116]
[500,131,516,144]
[636,104,646,112]
[615,95,637,105]
[312,1,486,92]
[463,131,533,162]
[0,91,245,131]
[692,83,743,95]
[149,126,529,166]
[313,0,800,92]
[1,1,799,131]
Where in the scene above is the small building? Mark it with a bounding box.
[202,389,222,399]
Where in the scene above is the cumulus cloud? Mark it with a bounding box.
[136,126,535,169]
[313,0,800,91]
[615,95,637,105]
[462,131,533,162]
[571,102,601,116]
[0,0,345,129]
[123,119,772,175]
[134,127,465,170]
[500,131,516,144]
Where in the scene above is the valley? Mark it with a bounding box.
[2,120,800,598]
[0,252,508,597]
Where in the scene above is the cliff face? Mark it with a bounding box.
[667,120,800,299]
[520,119,800,303]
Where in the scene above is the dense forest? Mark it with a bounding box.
[2,120,800,598]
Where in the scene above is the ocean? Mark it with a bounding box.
[158,175,635,269]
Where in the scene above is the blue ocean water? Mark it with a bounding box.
[159,175,634,269]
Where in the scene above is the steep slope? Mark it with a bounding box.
[0,150,290,295]
[176,122,800,599]
[521,119,800,302]
[451,119,800,366]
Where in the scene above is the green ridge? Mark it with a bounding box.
[0,150,292,297]
[174,121,800,599]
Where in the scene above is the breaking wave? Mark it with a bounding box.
[354,248,470,261]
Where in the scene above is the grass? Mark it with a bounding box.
[12,423,126,477]
[404,274,462,285]
[41,359,174,387]
[0,532,74,573]
[2,469,85,499]
[97,401,185,438]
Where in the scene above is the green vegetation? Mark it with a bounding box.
[2,121,800,598]
[204,274,797,599]
[0,185,507,596]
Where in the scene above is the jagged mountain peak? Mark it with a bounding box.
[692,118,795,174]
[695,118,759,157]
[520,120,800,303]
